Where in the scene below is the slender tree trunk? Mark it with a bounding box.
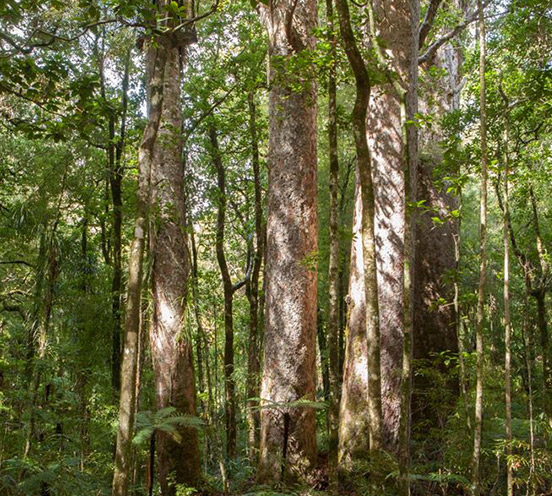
[502,168,513,496]
[112,41,166,496]
[110,49,131,396]
[535,291,551,424]
[245,91,264,460]
[317,310,331,403]
[209,123,237,460]
[326,0,340,490]
[256,0,319,484]
[190,228,206,414]
[528,185,552,426]
[78,221,91,471]
[338,175,371,473]
[472,0,488,492]
[149,30,200,491]
[522,292,536,496]
[336,0,383,475]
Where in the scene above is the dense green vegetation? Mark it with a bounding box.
[0,0,551,495]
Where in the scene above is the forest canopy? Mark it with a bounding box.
[0,0,551,495]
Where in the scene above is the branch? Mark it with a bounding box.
[232,237,254,293]
[172,0,221,31]
[0,260,35,268]
[418,1,495,65]
[419,0,445,49]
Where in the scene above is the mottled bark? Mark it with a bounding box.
[336,0,383,473]
[149,32,200,491]
[366,0,418,452]
[256,0,319,484]
[112,41,166,496]
[338,176,370,469]
[399,2,419,492]
[414,4,464,423]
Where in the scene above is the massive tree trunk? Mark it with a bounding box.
[413,5,465,425]
[256,0,319,484]
[149,28,201,492]
[366,0,418,452]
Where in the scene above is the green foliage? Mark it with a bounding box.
[134,407,204,446]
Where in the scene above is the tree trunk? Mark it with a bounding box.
[256,0,319,484]
[414,3,465,426]
[365,0,418,452]
[336,0,383,477]
[209,123,237,460]
[112,41,167,496]
[338,175,371,471]
[149,30,201,492]
[326,0,340,490]
[472,0,488,492]
[399,2,419,491]
[528,185,552,426]
[110,50,130,396]
[245,91,264,460]
[502,171,513,496]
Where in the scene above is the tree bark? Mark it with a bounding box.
[149,29,201,491]
[399,1,419,491]
[256,0,319,484]
[365,0,418,452]
[110,49,131,396]
[112,40,166,496]
[472,0,488,492]
[209,123,238,460]
[336,0,383,473]
[326,0,340,490]
[245,91,264,461]
[502,170,513,496]
[338,175,371,471]
[414,0,464,426]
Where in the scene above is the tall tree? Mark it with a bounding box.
[335,0,383,475]
[255,0,319,484]
[245,90,265,460]
[365,0,419,452]
[208,122,250,460]
[112,40,166,496]
[148,14,201,491]
[472,0,488,492]
[325,0,341,490]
